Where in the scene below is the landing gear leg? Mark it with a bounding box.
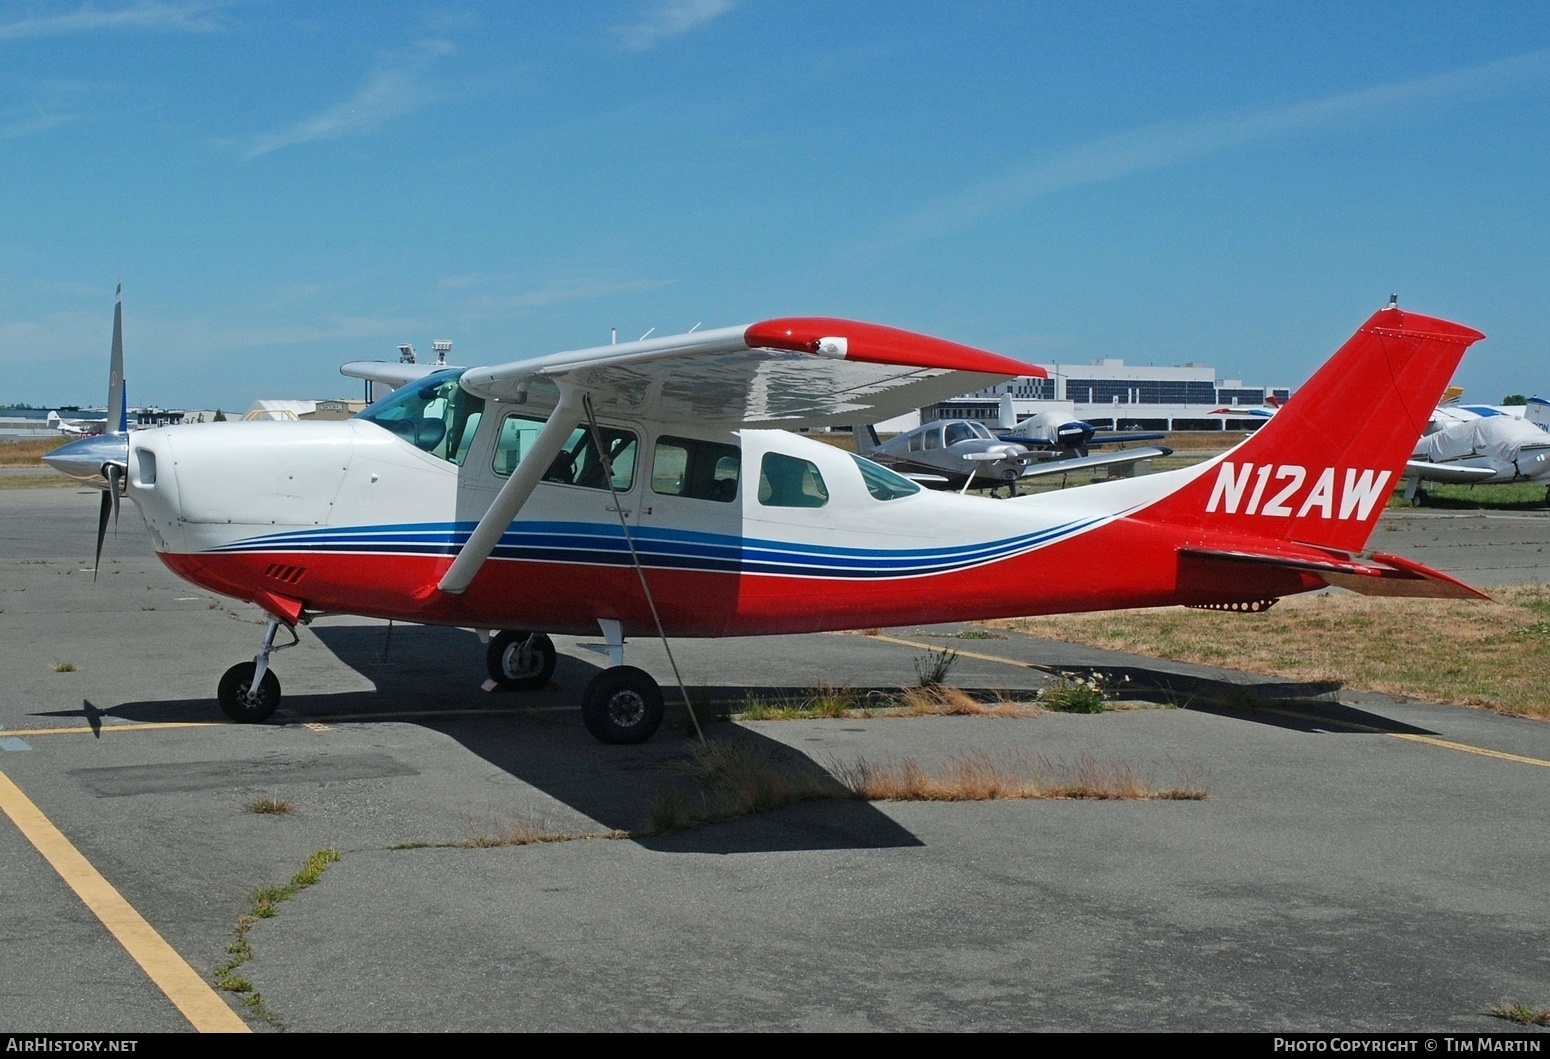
[218,619,295,723]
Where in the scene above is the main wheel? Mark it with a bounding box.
[581,666,664,745]
[485,631,557,691]
[218,662,281,723]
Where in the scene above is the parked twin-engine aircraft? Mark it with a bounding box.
[47,290,1487,744]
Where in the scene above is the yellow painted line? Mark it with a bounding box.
[1390,733,1550,767]
[0,768,250,1033]
[863,632,1057,673]
[863,635,1550,769]
[3,721,218,738]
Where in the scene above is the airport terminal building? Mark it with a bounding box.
[925,357,1292,432]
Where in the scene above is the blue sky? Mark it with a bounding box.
[3,1,1548,411]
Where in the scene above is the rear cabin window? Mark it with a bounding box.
[758,452,828,508]
[493,414,637,491]
[652,436,740,502]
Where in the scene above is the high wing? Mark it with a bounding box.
[340,361,464,390]
[437,317,1040,593]
[456,317,1042,428]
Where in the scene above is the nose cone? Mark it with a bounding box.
[42,433,130,486]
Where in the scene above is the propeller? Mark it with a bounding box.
[42,283,131,578]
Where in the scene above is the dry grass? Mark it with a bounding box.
[645,739,1203,834]
[893,683,1039,717]
[831,751,1205,802]
[0,436,69,466]
[1001,584,1550,719]
[244,796,293,815]
[736,683,1038,720]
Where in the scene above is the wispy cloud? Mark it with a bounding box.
[877,48,1550,248]
[612,0,736,53]
[444,276,675,316]
[238,38,454,161]
[0,1,226,41]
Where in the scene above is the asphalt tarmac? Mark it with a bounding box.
[1,486,1547,1033]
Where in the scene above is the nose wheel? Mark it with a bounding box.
[218,662,281,723]
[218,618,296,723]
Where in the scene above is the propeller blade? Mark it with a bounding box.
[94,487,111,581]
[107,464,122,533]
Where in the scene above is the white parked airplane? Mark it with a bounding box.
[46,410,107,436]
[47,290,1487,743]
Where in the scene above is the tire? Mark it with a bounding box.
[485,631,557,691]
[581,666,664,745]
[218,662,281,723]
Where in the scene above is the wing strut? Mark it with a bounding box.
[579,394,704,741]
[437,388,583,595]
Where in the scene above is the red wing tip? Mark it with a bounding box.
[745,317,1046,379]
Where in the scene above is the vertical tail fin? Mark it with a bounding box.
[1144,305,1484,553]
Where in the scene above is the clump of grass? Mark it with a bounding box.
[1490,1003,1550,1026]
[244,795,293,815]
[736,685,869,720]
[51,661,77,673]
[894,684,1038,716]
[833,751,1205,802]
[952,628,1007,640]
[214,848,340,1028]
[1039,674,1108,713]
[913,646,959,688]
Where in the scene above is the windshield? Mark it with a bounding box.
[357,370,485,465]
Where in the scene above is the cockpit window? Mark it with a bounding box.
[493,413,637,491]
[944,422,973,445]
[852,454,920,500]
[357,370,485,466]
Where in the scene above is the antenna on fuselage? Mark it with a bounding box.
[610,328,616,345]
[638,327,655,341]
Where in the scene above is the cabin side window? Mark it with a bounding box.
[652,436,740,502]
[758,452,828,508]
[944,422,973,445]
[923,427,942,450]
[492,413,637,491]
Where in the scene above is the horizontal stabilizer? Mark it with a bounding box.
[1179,546,1489,600]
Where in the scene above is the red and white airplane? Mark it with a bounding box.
[47,290,1487,743]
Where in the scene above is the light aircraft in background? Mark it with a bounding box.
[46,410,107,436]
[48,291,1486,745]
[859,394,1171,493]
